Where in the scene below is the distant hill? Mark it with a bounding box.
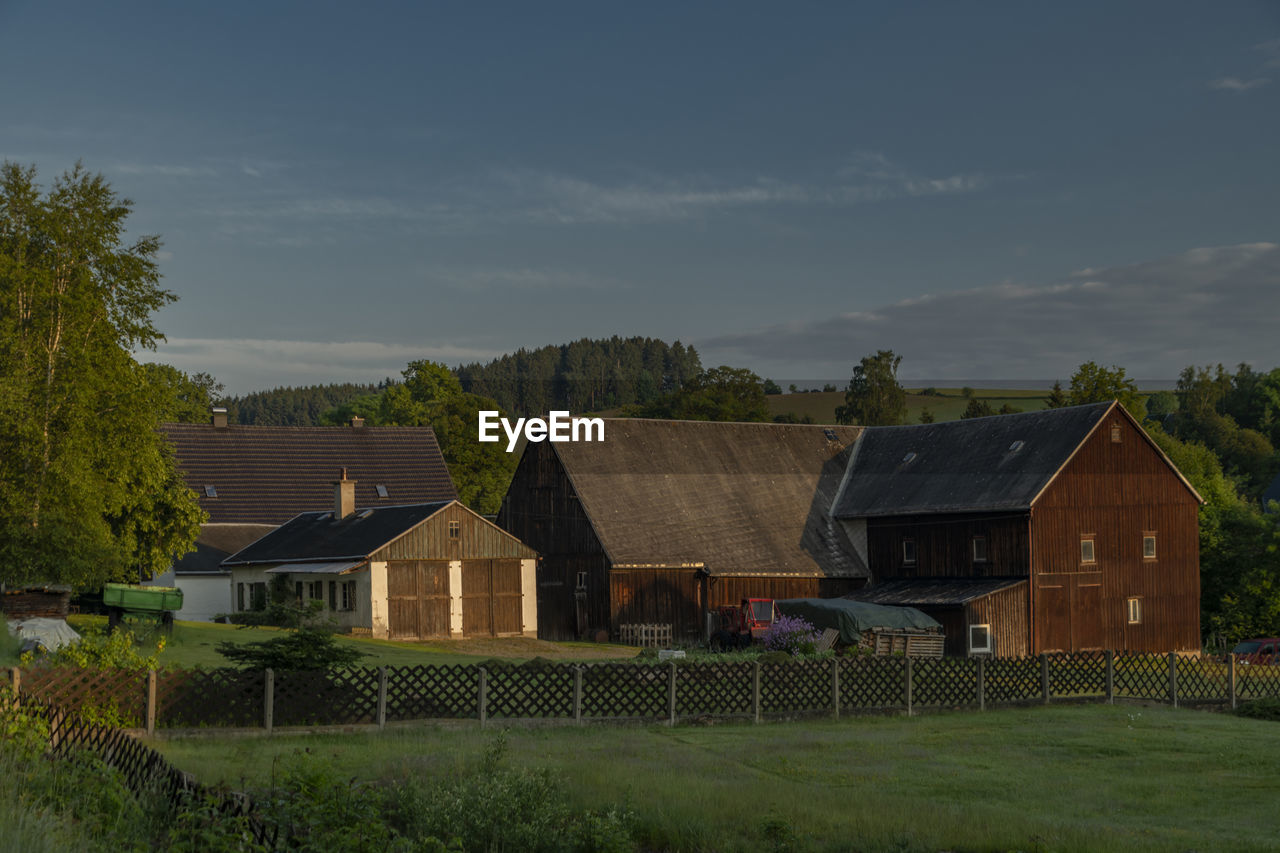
[231,382,385,426]
[768,388,1053,425]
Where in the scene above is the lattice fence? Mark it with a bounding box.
[486,664,576,718]
[677,661,754,717]
[839,656,907,709]
[761,660,831,715]
[983,657,1041,703]
[19,666,147,725]
[1049,652,1106,698]
[581,663,667,719]
[158,668,263,728]
[275,667,381,726]
[1114,653,1171,700]
[912,657,979,708]
[1235,664,1280,701]
[385,664,479,721]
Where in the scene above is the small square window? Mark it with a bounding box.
[1127,597,1142,624]
[1080,538,1096,564]
[203,485,217,498]
[375,484,388,499]
[902,538,917,565]
[448,520,461,539]
[972,535,988,563]
[1143,534,1156,560]
[969,624,992,654]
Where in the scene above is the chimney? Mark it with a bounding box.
[350,416,365,428]
[211,407,228,429]
[333,467,357,520]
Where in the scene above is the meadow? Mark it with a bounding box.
[153,702,1280,853]
[769,388,1053,425]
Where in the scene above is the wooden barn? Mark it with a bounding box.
[835,401,1203,655]
[222,473,538,639]
[153,410,457,620]
[497,419,869,642]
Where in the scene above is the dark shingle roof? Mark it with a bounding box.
[550,419,868,578]
[834,402,1113,518]
[223,502,453,565]
[849,577,1028,607]
[160,423,456,524]
[172,523,277,575]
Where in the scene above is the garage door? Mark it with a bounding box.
[461,559,524,637]
[387,560,450,640]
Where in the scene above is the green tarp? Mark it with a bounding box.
[776,598,941,644]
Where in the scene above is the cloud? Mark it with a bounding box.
[1208,76,1270,92]
[423,266,623,293]
[145,337,507,394]
[697,243,1280,380]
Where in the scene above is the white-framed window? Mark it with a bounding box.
[972,535,988,563]
[448,520,461,539]
[1143,534,1157,560]
[902,537,917,565]
[1127,597,1142,624]
[968,624,992,654]
[1080,537,1096,564]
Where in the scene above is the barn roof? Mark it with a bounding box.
[160,422,457,524]
[222,501,455,566]
[849,577,1028,607]
[833,402,1116,518]
[171,523,277,575]
[548,419,868,578]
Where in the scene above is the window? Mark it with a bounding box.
[448,520,461,539]
[1127,597,1142,624]
[375,484,388,499]
[968,624,992,654]
[310,581,324,601]
[237,582,245,611]
[250,582,267,611]
[902,537,917,565]
[1143,534,1157,560]
[972,535,988,563]
[1111,424,1122,443]
[203,485,217,498]
[575,571,588,591]
[295,581,303,604]
[341,581,356,611]
[329,581,337,610]
[1080,537,1096,564]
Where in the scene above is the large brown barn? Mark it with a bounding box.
[835,401,1203,655]
[497,420,869,641]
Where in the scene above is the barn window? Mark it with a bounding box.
[1111,424,1122,443]
[968,624,992,654]
[972,535,988,563]
[902,538,917,565]
[1080,537,1096,564]
[1127,597,1142,624]
[448,520,461,539]
[1143,534,1157,560]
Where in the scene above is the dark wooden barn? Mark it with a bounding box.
[834,401,1202,655]
[497,420,869,642]
[223,480,538,640]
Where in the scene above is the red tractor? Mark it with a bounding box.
[710,598,776,650]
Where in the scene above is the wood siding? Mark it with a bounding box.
[967,583,1031,658]
[709,576,862,609]
[498,443,611,640]
[867,513,1031,580]
[460,559,524,637]
[373,503,536,562]
[610,569,702,641]
[1031,411,1201,653]
[387,560,450,640]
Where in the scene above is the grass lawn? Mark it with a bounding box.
[153,703,1280,852]
[64,615,637,669]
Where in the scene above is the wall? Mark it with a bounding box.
[147,570,232,622]
[228,567,370,631]
[867,512,1032,580]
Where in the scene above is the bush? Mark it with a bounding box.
[763,615,821,657]
[1236,698,1280,722]
[23,626,164,672]
[216,627,365,671]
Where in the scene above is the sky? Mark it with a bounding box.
[1,1,1277,394]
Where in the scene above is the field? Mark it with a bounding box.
[769,388,1052,425]
[55,615,636,669]
[154,703,1280,852]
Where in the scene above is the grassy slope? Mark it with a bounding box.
[768,388,1052,425]
[65,615,636,669]
[155,703,1280,853]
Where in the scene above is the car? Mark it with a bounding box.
[1231,638,1280,665]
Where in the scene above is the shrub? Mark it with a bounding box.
[762,615,821,657]
[216,627,365,671]
[1236,698,1280,722]
[23,626,163,672]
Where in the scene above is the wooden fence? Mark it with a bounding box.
[12,652,1280,732]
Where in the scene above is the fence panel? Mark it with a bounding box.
[760,660,830,715]
[984,657,1041,702]
[1047,652,1106,698]
[486,665,576,718]
[912,657,978,708]
[158,668,263,728]
[20,666,147,725]
[1236,664,1280,701]
[274,667,381,726]
[581,664,666,720]
[1114,653,1170,700]
[384,665,479,721]
[677,662,754,717]
[1176,658,1228,703]
[838,656,907,710]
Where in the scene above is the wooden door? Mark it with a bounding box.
[461,559,494,637]
[387,561,450,640]
[491,560,524,636]
[1037,571,1104,652]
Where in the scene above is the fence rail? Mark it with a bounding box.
[12,652,1280,732]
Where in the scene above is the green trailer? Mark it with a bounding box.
[102,583,183,633]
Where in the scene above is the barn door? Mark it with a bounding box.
[461,559,494,637]
[491,559,524,636]
[1037,571,1104,652]
[387,561,450,640]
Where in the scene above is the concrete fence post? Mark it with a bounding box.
[904,656,913,716]
[1168,652,1179,709]
[377,666,388,730]
[975,657,985,712]
[752,661,762,724]
[1105,650,1115,704]
[478,667,488,728]
[573,666,583,725]
[146,670,157,736]
[1228,654,1237,710]
[831,658,841,719]
[667,663,677,726]
[1040,654,1051,705]
[263,669,274,734]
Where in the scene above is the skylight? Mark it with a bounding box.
[1009,440,1025,452]
[375,484,388,498]
[203,485,217,498]
[902,452,917,464]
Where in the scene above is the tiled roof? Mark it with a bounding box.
[550,419,869,578]
[172,523,277,575]
[160,422,456,524]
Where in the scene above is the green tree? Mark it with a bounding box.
[140,363,227,423]
[0,163,203,587]
[763,378,782,395]
[960,399,996,419]
[918,407,936,424]
[1066,361,1144,416]
[216,626,365,670]
[1145,390,1178,422]
[627,366,769,422]
[835,350,907,426]
[1045,381,1068,409]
